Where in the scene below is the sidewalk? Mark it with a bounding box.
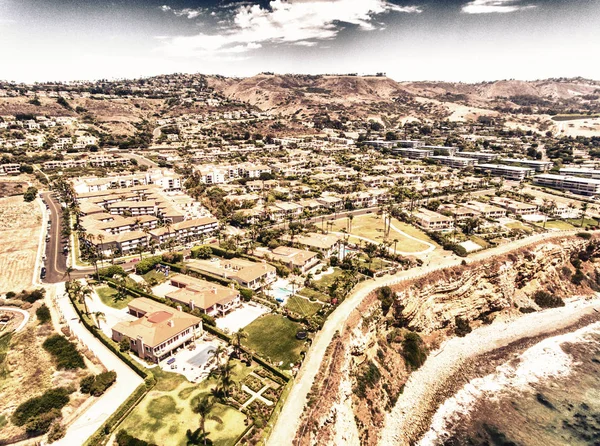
[50,282,143,446]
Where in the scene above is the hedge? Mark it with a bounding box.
[83,383,151,446]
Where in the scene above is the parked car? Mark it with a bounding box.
[40,267,47,279]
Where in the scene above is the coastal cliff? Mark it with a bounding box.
[294,235,600,446]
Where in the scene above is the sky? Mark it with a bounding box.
[0,0,599,83]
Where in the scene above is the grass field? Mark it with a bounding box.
[242,314,305,368]
[505,221,534,233]
[142,270,167,285]
[535,220,577,230]
[297,287,329,303]
[329,214,432,253]
[121,363,251,446]
[95,286,132,310]
[567,218,598,229]
[284,295,322,317]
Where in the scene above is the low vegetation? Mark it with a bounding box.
[35,304,51,324]
[80,371,117,396]
[42,334,86,370]
[401,332,428,370]
[533,290,565,308]
[354,360,381,398]
[11,387,72,435]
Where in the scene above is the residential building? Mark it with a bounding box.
[413,208,454,231]
[456,151,500,163]
[257,246,320,274]
[0,163,20,175]
[166,274,241,317]
[559,168,600,180]
[288,232,342,258]
[392,148,434,159]
[475,164,534,181]
[533,174,600,197]
[111,298,202,363]
[500,159,553,172]
[188,257,277,290]
[429,156,477,169]
[463,201,507,219]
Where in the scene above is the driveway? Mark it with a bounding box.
[0,306,30,332]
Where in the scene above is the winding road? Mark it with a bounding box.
[0,306,30,332]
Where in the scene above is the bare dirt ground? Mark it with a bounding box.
[0,181,27,198]
[0,196,42,294]
[554,116,600,137]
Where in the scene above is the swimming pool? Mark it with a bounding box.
[269,280,295,304]
[187,345,216,367]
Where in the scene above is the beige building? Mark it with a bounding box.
[413,208,454,231]
[289,232,342,258]
[111,298,202,363]
[188,257,277,290]
[166,274,241,317]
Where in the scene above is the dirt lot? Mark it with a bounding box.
[0,196,42,294]
[0,181,27,198]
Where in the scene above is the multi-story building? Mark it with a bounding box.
[533,174,600,197]
[475,164,534,181]
[559,168,600,180]
[392,148,434,159]
[111,298,202,363]
[422,145,458,156]
[456,151,500,163]
[429,156,477,169]
[463,201,507,219]
[166,274,241,317]
[500,159,553,172]
[0,163,20,175]
[413,208,454,231]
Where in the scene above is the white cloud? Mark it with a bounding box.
[158,0,421,56]
[159,5,203,19]
[462,0,536,14]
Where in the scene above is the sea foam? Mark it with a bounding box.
[417,322,600,445]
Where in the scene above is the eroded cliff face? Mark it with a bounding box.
[294,236,600,446]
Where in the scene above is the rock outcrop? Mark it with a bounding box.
[294,235,600,446]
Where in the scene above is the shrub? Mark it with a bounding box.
[519,306,536,314]
[116,430,157,446]
[24,408,62,435]
[240,288,253,301]
[89,371,117,396]
[533,290,565,308]
[135,256,163,274]
[23,186,38,202]
[192,245,212,259]
[42,334,86,370]
[119,337,131,352]
[12,387,71,426]
[36,304,51,324]
[402,332,428,370]
[377,286,394,315]
[571,269,586,286]
[19,288,45,303]
[47,421,66,443]
[80,375,96,394]
[98,265,126,278]
[577,232,592,240]
[354,360,381,398]
[454,316,472,337]
[161,252,183,264]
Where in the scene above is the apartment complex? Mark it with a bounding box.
[533,174,600,196]
[413,208,454,231]
[475,164,535,181]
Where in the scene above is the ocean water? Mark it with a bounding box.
[417,322,600,446]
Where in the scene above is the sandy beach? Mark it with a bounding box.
[379,295,600,445]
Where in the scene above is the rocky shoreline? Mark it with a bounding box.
[379,297,600,445]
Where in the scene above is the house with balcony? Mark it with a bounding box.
[166,274,241,317]
[111,298,202,363]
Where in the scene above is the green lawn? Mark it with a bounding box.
[505,221,534,233]
[95,286,133,310]
[536,220,576,230]
[297,287,329,303]
[242,314,306,368]
[120,361,251,446]
[567,218,598,229]
[284,295,322,317]
[142,270,167,285]
[312,267,343,291]
[329,215,432,253]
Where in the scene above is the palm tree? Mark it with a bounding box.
[80,285,92,315]
[580,202,589,228]
[393,238,398,255]
[97,233,105,267]
[93,311,106,329]
[232,329,247,357]
[63,266,74,281]
[348,214,354,233]
[190,395,222,446]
